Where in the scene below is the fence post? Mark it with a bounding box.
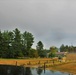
[53,59,54,65]
[16,61,17,66]
[38,61,40,64]
[29,61,31,65]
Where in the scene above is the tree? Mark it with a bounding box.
[39,50,47,58]
[0,28,35,58]
[4,31,14,58]
[36,41,44,57]
[12,28,23,58]
[60,44,65,52]
[22,31,34,57]
[36,41,43,50]
[49,46,58,58]
[29,48,38,58]
[1,31,10,58]
[65,45,69,52]
[0,31,4,57]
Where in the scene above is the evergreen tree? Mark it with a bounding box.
[12,28,23,58]
[0,31,4,57]
[60,44,65,52]
[36,41,44,57]
[22,31,34,57]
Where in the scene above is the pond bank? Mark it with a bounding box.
[0,59,76,75]
[46,62,76,75]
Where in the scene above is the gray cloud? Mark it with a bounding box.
[0,0,76,48]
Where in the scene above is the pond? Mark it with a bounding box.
[0,65,73,75]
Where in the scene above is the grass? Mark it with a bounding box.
[48,62,76,74]
[0,58,52,66]
[66,53,76,60]
[46,53,76,74]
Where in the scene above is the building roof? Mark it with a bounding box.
[56,52,67,55]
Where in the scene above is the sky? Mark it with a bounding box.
[0,0,76,49]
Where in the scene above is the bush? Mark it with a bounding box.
[58,55,62,59]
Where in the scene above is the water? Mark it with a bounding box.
[0,65,73,75]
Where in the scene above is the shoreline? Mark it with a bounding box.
[0,59,76,75]
[45,62,76,75]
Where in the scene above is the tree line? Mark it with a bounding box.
[0,28,48,58]
[0,28,76,58]
[60,44,76,53]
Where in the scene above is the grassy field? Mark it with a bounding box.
[48,62,76,74]
[66,53,76,60]
[0,58,52,66]
[47,53,76,74]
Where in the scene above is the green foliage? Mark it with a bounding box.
[60,44,65,52]
[49,46,58,58]
[12,28,23,58]
[49,52,56,58]
[0,28,34,58]
[36,41,44,57]
[29,49,38,58]
[58,55,62,59]
[60,44,76,53]
[36,41,43,50]
[39,50,47,58]
[1,28,76,58]
[22,31,34,56]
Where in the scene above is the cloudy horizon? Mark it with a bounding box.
[0,0,76,49]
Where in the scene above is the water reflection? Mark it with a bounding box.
[0,65,23,75]
[36,68,43,75]
[25,67,32,75]
[0,65,73,75]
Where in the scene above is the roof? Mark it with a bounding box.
[56,52,67,55]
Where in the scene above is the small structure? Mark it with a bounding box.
[56,52,68,62]
[56,52,68,57]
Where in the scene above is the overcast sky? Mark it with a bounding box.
[0,0,76,49]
